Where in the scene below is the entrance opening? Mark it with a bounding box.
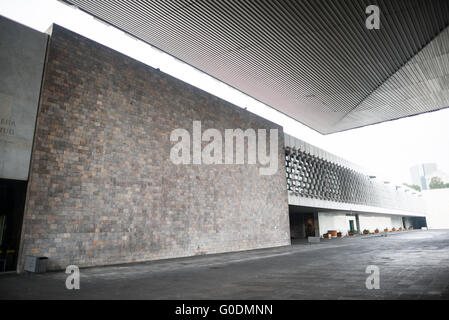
[410,217,428,229]
[403,216,428,230]
[0,179,27,272]
[289,205,319,242]
[349,220,355,232]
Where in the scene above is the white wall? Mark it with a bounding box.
[423,189,449,229]
[391,215,404,229]
[359,215,390,232]
[318,212,407,237]
[318,212,351,236]
[358,214,403,231]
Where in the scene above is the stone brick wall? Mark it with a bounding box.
[19,25,290,270]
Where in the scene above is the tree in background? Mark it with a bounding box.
[428,176,449,190]
[403,183,421,192]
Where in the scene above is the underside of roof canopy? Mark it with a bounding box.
[64,0,449,134]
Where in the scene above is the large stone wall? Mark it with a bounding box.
[19,25,290,271]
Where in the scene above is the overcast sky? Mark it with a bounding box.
[1,0,448,185]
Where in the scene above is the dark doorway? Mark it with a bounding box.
[289,206,318,240]
[349,220,355,233]
[304,214,315,237]
[410,217,428,229]
[0,179,27,272]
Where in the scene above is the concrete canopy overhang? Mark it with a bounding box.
[63,0,449,134]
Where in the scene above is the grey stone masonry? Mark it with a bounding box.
[19,25,290,271]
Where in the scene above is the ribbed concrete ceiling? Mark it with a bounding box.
[64,0,449,134]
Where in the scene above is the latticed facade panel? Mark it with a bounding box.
[285,146,423,211]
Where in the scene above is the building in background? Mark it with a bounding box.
[410,163,449,190]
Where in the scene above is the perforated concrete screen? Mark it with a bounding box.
[285,134,426,214]
[64,0,449,134]
[286,147,370,204]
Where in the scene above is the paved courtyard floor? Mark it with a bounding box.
[1,230,449,299]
